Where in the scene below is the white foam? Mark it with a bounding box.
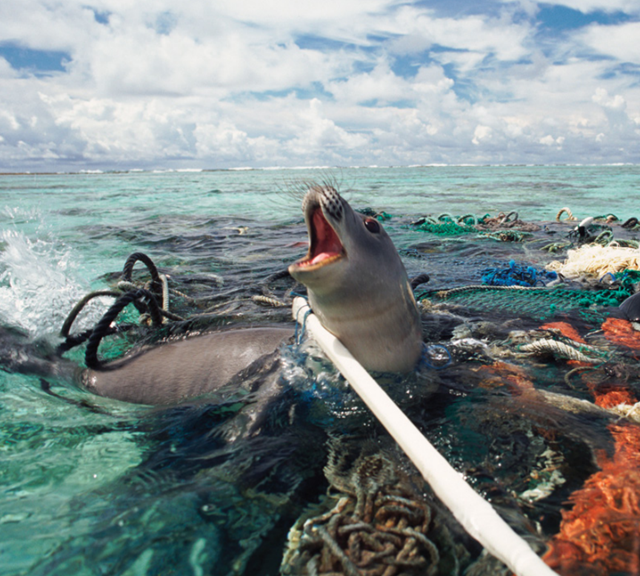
[0,230,107,338]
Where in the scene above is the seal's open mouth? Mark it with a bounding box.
[294,207,345,270]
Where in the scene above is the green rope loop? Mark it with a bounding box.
[594,230,613,246]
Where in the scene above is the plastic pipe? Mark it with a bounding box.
[292,297,559,576]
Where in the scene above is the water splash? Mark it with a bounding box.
[0,230,105,338]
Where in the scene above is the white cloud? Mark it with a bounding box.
[0,57,17,79]
[592,87,626,110]
[387,6,532,61]
[540,134,564,146]
[413,65,455,94]
[578,22,640,64]
[327,61,411,104]
[472,125,492,145]
[0,0,639,169]
[87,33,341,96]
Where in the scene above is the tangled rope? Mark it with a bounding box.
[418,281,636,324]
[425,284,548,300]
[357,207,393,221]
[476,211,540,233]
[283,443,450,576]
[59,252,300,368]
[547,244,640,278]
[592,213,619,223]
[518,338,606,364]
[556,207,577,222]
[84,289,164,368]
[479,230,533,242]
[411,211,540,238]
[621,217,640,230]
[59,252,186,368]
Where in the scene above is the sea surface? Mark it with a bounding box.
[1,165,639,575]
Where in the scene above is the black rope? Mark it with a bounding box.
[60,290,122,338]
[410,273,430,291]
[57,325,138,355]
[622,217,639,229]
[264,269,292,283]
[122,252,163,299]
[85,289,163,368]
[57,328,94,354]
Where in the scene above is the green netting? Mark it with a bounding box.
[411,213,535,239]
[418,283,635,323]
[413,215,476,235]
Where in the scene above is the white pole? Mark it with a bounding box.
[292,297,559,576]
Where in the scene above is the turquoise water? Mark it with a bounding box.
[1,165,639,575]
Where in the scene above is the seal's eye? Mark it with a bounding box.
[364,218,380,234]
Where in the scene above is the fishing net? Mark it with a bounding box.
[418,283,635,324]
[410,212,541,238]
[412,215,476,236]
[482,261,558,287]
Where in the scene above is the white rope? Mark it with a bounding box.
[292,297,559,576]
[159,273,170,312]
[519,338,603,363]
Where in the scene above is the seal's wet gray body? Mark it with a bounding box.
[81,185,424,405]
[82,327,293,405]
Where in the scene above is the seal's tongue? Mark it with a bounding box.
[305,208,343,267]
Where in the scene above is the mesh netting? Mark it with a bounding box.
[482,260,558,287]
[411,212,541,238]
[413,216,476,236]
[418,283,635,323]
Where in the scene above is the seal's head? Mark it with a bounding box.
[289,184,423,373]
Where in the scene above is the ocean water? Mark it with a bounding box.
[1,165,639,575]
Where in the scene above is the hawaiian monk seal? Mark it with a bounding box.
[82,184,423,404]
[288,185,423,373]
[2,185,423,405]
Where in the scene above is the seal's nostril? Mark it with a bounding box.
[320,186,344,222]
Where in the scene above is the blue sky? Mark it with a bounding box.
[0,0,639,171]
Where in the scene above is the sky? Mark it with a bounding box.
[0,0,639,172]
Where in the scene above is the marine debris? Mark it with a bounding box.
[282,440,468,576]
[547,244,640,278]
